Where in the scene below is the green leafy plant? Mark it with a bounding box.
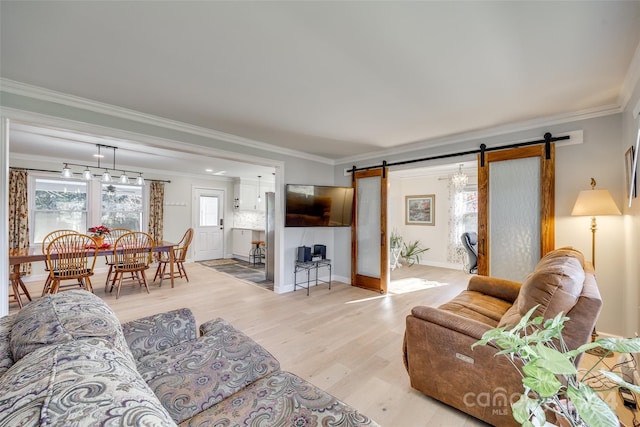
[472,306,640,427]
[400,240,429,266]
[390,230,403,250]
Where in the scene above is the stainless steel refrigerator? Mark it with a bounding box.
[265,192,275,282]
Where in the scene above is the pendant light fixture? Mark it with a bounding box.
[451,164,468,192]
[60,144,146,186]
[61,163,73,178]
[257,175,262,203]
[82,167,93,181]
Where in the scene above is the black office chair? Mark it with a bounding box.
[461,232,478,274]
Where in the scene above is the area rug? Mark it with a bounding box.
[200,259,238,267]
[198,258,274,291]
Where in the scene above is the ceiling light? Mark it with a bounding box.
[61,163,73,178]
[101,169,112,183]
[451,164,468,192]
[257,175,262,203]
[60,144,146,186]
[205,168,213,172]
[119,171,130,184]
[82,167,92,181]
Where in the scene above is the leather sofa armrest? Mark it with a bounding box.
[467,275,522,303]
[122,308,197,360]
[410,306,493,340]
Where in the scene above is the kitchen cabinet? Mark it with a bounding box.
[234,179,274,211]
[232,228,265,260]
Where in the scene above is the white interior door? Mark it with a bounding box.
[192,188,224,261]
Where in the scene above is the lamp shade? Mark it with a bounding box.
[571,189,621,216]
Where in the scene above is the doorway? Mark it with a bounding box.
[192,187,225,261]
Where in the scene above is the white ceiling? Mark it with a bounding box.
[2,1,640,178]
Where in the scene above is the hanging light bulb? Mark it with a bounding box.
[82,167,92,181]
[101,169,112,183]
[257,175,262,203]
[451,164,468,192]
[119,171,130,184]
[61,163,73,178]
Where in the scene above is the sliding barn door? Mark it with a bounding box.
[478,145,555,281]
[352,168,388,294]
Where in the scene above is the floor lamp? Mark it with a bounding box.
[571,177,621,355]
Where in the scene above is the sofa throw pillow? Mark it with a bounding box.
[516,247,585,320]
[10,290,135,364]
[0,314,16,377]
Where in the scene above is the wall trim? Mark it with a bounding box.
[337,107,613,165]
[0,78,335,166]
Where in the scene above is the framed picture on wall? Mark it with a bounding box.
[405,194,435,226]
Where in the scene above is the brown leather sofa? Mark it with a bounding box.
[403,247,602,426]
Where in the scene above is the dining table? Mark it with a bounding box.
[9,240,179,289]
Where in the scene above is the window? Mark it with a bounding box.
[101,183,143,230]
[32,178,88,243]
[30,175,147,244]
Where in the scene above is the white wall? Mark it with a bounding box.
[388,173,458,269]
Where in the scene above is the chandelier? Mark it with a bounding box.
[451,164,468,191]
[61,144,145,186]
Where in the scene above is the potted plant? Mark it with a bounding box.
[400,240,429,266]
[472,306,640,427]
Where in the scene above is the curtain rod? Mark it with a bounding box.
[10,167,171,184]
[349,132,569,175]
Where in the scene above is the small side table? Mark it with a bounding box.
[294,259,331,296]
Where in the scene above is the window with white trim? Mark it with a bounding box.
[30,175,147,244]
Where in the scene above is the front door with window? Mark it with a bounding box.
[192,188,224,261]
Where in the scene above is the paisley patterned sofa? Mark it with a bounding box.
[0,290,379,426]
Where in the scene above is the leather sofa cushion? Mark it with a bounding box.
[439,290,512,327]
[499,247,585,327]
[9,290,135,364]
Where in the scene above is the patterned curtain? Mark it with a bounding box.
[446,181,467,269]
[9,170,31,274]
[148,181,164,242]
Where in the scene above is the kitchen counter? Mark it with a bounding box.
[232,227,265,231]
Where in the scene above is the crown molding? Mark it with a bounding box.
[0,78,334,166]
[336,105,618,166]
[619,41,640,111]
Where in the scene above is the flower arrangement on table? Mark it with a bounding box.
[88,225,111,247]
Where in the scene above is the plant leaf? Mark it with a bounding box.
[511,394,545,425]
[596,337,640,353]
[533,343,578,375]
[567,384,619,427]
[599,370,640,394]
[522,364,563,397]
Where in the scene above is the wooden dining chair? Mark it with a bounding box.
[109,231,154,299]
[103,228,132,291]
[45,233,98,294]
[153,228,194,287]
[41,229,79,295]
[9,267,32,309]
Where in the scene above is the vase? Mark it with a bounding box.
[93,236,104,247]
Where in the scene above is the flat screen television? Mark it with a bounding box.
[285,184,354,227]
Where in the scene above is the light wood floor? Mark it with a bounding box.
[12,263,487,427]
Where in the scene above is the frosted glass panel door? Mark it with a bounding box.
[489,157,540,281]
[352,168,388,294]
[477,144,555,280]
[192,188,224,261]
[357,176,381,277]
